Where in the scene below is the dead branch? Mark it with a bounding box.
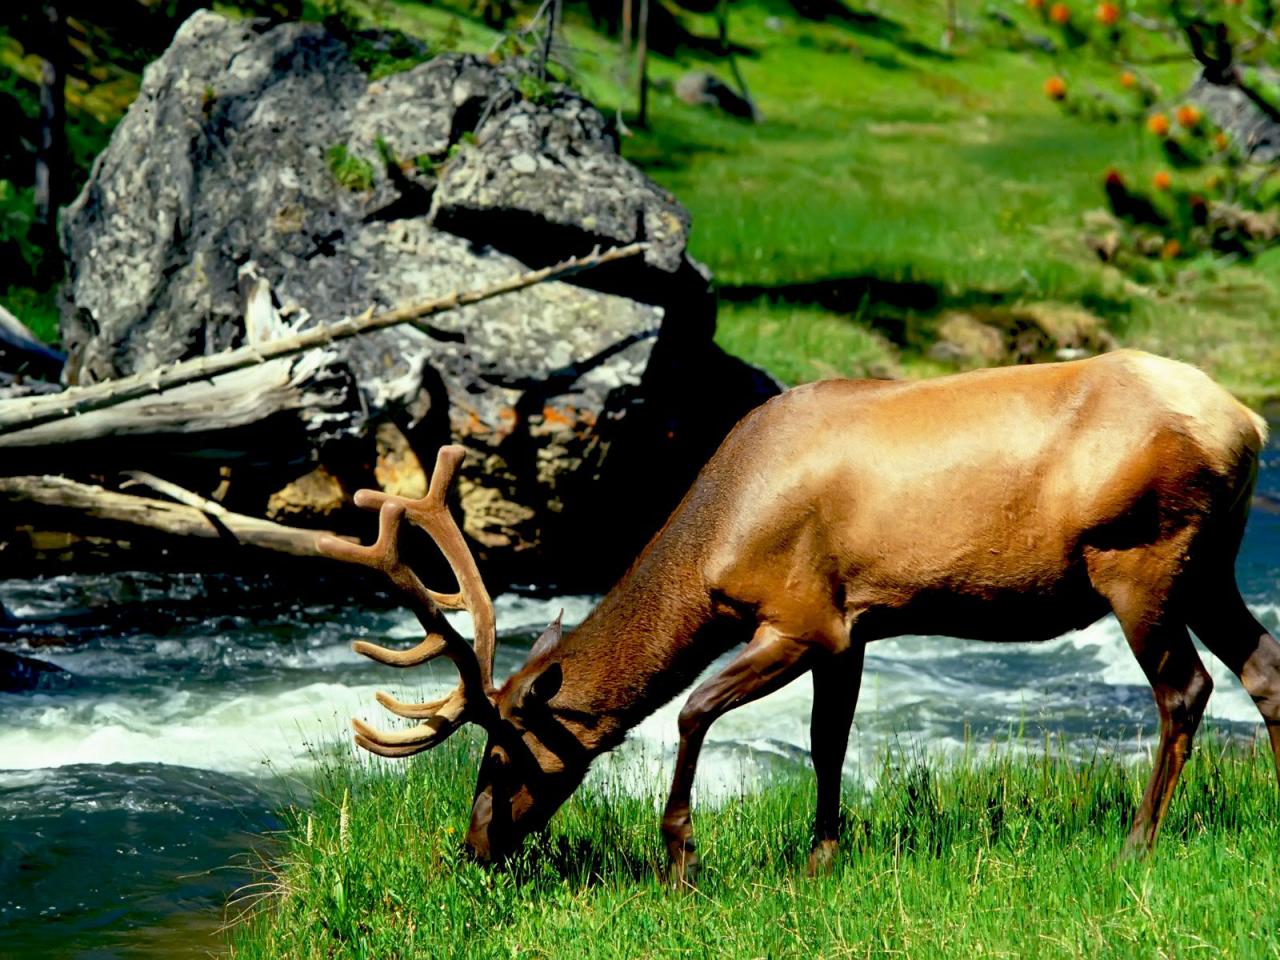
[0,348,347,451]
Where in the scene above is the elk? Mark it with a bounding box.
[318,350,1275,883]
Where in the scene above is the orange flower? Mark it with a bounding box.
[1119,70,1136,88]
[1044,76,1068,100]
[1176,104,1202,128]
[1027,0,1044,8]
[1213,131,1229,151]
[1096,2,1120,25]
[1152,170,1172,191]
[1147,112,1170,136]
[1049,2,1071,24]
[1161,238,1182,260]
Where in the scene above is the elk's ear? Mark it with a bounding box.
[525,662,563,705]
[529,610,563,660]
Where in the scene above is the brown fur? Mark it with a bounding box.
[415,352,1276,878]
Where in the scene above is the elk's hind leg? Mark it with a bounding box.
[661,621,823,887]
[1188,579,1280,787]
[808,642,865,876]
[1089,549,1213,857]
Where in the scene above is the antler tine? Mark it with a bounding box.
[317,445,500,760]
[375,688,453,719]
[319,503,452,668]
[316,500,404,572]
[351,445,497,690]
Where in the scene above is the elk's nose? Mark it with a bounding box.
[464,786,496,863]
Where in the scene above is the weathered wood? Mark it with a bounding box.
[0,304,64,381]
[0,242,647,440]
[0,350,347,451]
[0,475,346,558]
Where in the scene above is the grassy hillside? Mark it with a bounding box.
[3,0,1279,401]
[228,732,1280,958]
[316,0,1280,401]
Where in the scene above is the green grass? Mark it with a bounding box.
[327,143,377,192]
[229,732,1280,959]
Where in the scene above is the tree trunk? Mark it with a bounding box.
[637,0,650,127]
[540,0,562,80]
[717,0,758,121]
[32,3,67,285]
[619,0,634,129]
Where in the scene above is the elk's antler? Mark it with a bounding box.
[317,445,498,757]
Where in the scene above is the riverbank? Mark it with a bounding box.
[228,733,1280,959]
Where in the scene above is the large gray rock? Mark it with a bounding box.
[59,12,776,587]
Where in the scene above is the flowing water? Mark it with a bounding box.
[1,428,1277,958]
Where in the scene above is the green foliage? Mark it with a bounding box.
[347,29,430,80]
[307,0,430,78]
[0,180,46,288]
[229,732,1280,958]
[515,72,558,107]
[326,143,375,191]
[1,284,59,345]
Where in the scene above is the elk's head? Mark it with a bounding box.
[317,446,585,864]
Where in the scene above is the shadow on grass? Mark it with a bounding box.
[753,0,953,60]
[720,276,1135,322]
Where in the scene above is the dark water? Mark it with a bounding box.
[0,426,1277,958]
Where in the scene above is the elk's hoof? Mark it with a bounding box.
[665,839,701,890]
[807,839,839,877]
[1117,833,1154,865]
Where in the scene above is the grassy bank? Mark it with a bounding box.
[229,733,1280,958]
[344,0,1280,401]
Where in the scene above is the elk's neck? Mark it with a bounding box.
[551,532,726,755]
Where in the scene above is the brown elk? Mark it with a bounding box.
[318,349,1275,882]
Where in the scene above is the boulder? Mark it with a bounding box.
[56,12,778,588]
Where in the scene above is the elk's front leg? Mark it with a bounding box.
[661,622,816,887]
[808,642,864,876]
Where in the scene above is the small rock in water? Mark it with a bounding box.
[0,648,72,693]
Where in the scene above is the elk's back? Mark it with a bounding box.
[697,350,1266,644]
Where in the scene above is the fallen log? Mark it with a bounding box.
[0,243,646,441]
[0,474,347,558]
[0,348,351,452]
[0,304,64,382]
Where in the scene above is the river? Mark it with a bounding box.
[1,427,1277,958]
